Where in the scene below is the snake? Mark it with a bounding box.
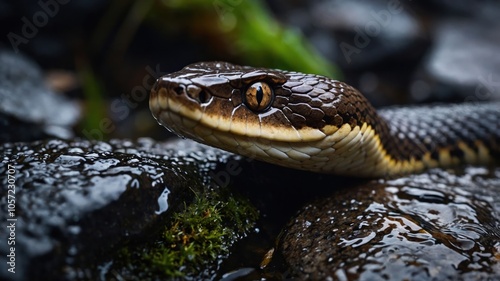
[149,62,500,177]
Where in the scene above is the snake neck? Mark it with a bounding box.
[375,103,500,176]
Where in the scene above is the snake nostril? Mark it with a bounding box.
[198,90,208,103]
[185,85,211,104]
[173,86,184,95]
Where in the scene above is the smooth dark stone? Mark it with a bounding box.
[0,49,80,142]
[412,19,500,103]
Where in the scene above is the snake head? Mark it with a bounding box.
[150,61,362,141]
[150,61,307,142]
[149,62,382,175]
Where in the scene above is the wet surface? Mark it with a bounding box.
[0,138,247,281]
[1,57,497,281]
[281,166,500,280]
[1,138,499,280]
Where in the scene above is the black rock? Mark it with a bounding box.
[0,49,80,142]
[0,138,250,281]
[411,19,500,103]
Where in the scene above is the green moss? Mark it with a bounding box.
[78,64,108,140]
[117,190,259,279]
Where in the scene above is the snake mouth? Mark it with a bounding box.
[150,87,347,170]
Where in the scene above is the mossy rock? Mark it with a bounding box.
[0,138,258,281]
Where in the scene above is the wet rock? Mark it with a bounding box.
[0,49,80,142]
[412,18,500,103]
[0,138,256,281]
[281,167,500,280]
[276,0,424,69]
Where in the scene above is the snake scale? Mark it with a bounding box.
[149,62,500,177]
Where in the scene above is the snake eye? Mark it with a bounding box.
[244,82,274,112]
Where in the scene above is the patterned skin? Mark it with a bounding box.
[150,62,500,177]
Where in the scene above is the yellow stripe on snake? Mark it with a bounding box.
[149,62,500,177]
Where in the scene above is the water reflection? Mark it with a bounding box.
[282,166,500,280]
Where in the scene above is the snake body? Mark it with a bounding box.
[149,62,500,177]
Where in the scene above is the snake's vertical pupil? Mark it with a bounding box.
[256,86,264,105]
[244,82,273,112]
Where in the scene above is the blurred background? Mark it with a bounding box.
[1,0,499,142]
